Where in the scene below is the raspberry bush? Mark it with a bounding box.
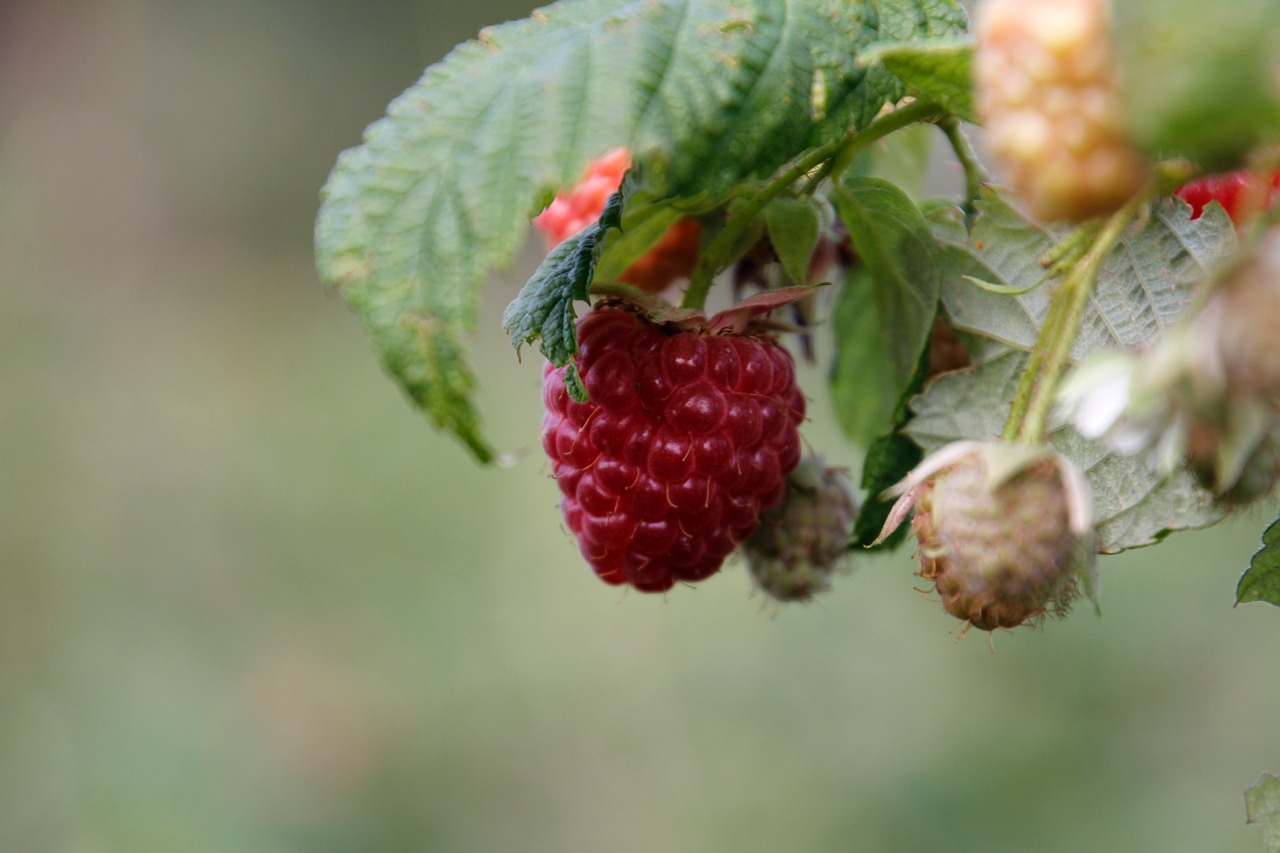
[314,0,1280,611]
[316,1,1280,843]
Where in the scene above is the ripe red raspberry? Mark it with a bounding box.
[1174,169,1280,225]
[975,0,1149,222]
[878,442,1096,632]
[742,457,858,602]
[533,147,701,293]
[541,301,806,593]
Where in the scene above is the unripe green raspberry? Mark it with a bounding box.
[976,0,1149,222]
[878,442,1096,632]
[742,457,858,602]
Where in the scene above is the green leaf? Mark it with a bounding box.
[905,350,1223,553]
[316,0,967,460]
[849,353,928,553]
[928,188,1239,359]
[763,197,821,285]
[1114,0,1280,168]
[848,310,931,553]
[831,267,911,448]
[863,36,976,123]
[1246,774,1280,852]
[830,176,940,447]
[1238,518,1280,607]
[846,122,935,201]
[503,192,623,400]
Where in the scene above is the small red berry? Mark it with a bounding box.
[533,148,701,293]
[1174,169,1280,225]
[542,300,806,593]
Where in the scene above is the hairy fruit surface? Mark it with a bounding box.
[976,0,1149,222]
[879,442,1095,632]
[742,457,858,602]
[533,147,701,293]
[542,302,806,593]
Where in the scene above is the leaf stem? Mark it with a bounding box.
[1002,192,1149,443]
[680,99,944,309]
[936,116,986,224]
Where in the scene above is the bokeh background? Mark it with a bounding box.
[2,1,1278,850]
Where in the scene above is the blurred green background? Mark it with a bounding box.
[2,1,1278,850]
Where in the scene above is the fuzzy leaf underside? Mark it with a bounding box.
[830,176,941,447]
[315,0,968,460]
[928,187,1239,358]
[1247,774,1280,852]
[1239,518,1280,608]
[905,351,1223,553]
[863,36,976,123]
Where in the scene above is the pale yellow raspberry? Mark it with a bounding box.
[976,0,1150,221]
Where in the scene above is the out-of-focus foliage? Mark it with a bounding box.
[2,2,1279,851]
[1247,774,1280,852]
[1114,0,1280,168]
